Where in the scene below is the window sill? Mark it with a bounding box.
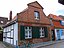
[25,37,32,39]
[35,18,40,20]
[40,36,45,38]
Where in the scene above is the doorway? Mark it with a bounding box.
[56,30,60,40]
[51,30,55,40]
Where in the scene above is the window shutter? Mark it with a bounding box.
[20,26,25,40]
[44,27,48,37]
[32,27,40,38]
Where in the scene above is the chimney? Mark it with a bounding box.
[9,11,12,21]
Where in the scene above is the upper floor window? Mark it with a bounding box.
[34,11,40,20]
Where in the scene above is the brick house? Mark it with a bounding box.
[48,14,64,40]
[3,1,51,46]
[0,17,8,41]
[59,15,64,19]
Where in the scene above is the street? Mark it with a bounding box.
[0,42,6,48]
[39,42,64,48]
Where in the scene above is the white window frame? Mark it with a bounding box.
[40,27,45,37]
[9,26,11,31]
[11,25,14,30]
[34,11,40,20]
[25,27,32,39]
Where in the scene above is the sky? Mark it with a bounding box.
[0,0,64,19]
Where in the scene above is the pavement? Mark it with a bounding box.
[1,40,64,48]
[32,40,64,48]
[0,42,6,48]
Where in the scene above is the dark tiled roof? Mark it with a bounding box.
[3,19,17,28]
[59,15,64,19]
[0,17,8,25]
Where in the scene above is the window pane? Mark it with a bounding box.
[7,32,10,37]
[40,27,45,37]
[34,11,40,20]
[29,35,31,37]
[62,29,64,36]
[11,30,13,38]
[11,25,13,29]
[25,26,32,39]
[25,27,27,29]
[35,12,38,17]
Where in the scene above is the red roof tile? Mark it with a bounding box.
[48,14,63,20]
[53,21,64,28]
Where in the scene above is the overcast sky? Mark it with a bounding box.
[0,0,64,18]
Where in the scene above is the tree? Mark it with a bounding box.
[58,0,64,5]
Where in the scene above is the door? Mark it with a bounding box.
[0,32,3,41]
[51,30,55,40]
[57,30,60,40]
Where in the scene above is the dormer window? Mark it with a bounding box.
[34,11,40,20]
[60,20,64,26]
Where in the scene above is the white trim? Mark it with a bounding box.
[25,27,32,39]
[40,27,45,38]
[34,11,40,20]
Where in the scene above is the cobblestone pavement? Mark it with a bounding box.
[39,41,64,48]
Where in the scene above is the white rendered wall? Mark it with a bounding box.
[14,23,18,45]
[55,29,58,40]
[3,23,18,46]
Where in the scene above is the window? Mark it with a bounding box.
[11,25,14,29]
[34,11,40,20]
[9,26,11,31]
[61,29,64,36]
[25,27,32,39]
[40,27,45,37]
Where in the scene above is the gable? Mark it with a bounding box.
[17,1,51,25]
[27,1,43,9]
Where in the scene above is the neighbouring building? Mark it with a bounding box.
[59,15,64,19]
[48,14,64,41]
[3,1,51,46]
[0,17,8,41]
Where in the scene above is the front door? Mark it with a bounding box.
[0,32,3,41]
[57,30,60,40]
[51,30,55,40]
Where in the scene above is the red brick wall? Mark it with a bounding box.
[18,3,50,25]
[17,2,51,45]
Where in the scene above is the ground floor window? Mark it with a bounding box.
[40,27,45,37]
[61,29,64,36]
[20,26,48,40]
[25,27,32,39]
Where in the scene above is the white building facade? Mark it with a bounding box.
[55,29,64,40]
[3,23,18,45]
